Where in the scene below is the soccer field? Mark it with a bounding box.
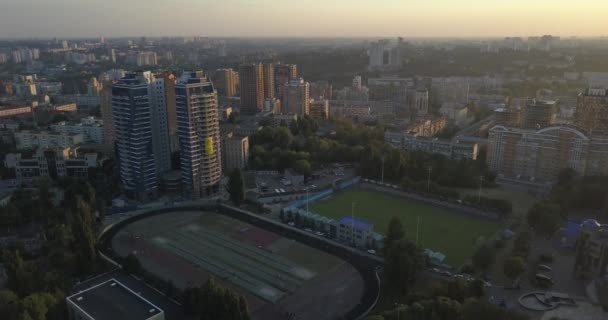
[309,188,502,266]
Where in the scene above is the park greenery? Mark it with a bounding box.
[526,168,608,239]
[0,178,98,320]
[250,117,512,216]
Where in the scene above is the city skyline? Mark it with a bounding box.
[2,0,608,38]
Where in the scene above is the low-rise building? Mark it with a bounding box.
[4,147,98,179]
[385,131,479,160]
[336,216,374,248]
[52,103,78,112]
[66,278,165,320]
[50,118,104,144]
[0,105,32,118]
[406,117,448,137]
[272,114,298,128]
[14,130,84,150]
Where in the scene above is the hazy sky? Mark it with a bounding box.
[2,0,608,38]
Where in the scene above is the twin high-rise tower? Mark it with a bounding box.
[111,71,221,200]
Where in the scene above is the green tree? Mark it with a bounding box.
[70,198,96,274]
[466,279,485,298]
[503,256,525,280]
[472,245,495,271]
[385,239,425,295]
[273,127,293,149]
[227,169,245,204]
[0,290,19,319]
[527,202,562,237]
[385,216,405,248]
[293,159,312,177]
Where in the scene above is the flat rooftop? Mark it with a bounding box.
[67,278,163,320]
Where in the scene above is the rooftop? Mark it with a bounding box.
[338,216,373,231]
[67,278,163,320]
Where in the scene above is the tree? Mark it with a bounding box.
[527,202,562,237]
[466,279,485,298]
[512,231,531,258]
[273,127,293,149]
[385,239,425,294]
[472,245,495,271]
[385,216,405,248]
[0,290,19,319]
[447,279,467,302]
[122,254,143,275]
[293,159,312,177]
[503,256,525,280]
[227,169,245,205]
[70,198,97,274]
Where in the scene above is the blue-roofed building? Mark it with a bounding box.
[336,216,374,248]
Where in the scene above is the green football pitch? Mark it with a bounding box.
[309,188,502,266]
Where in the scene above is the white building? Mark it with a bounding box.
[50,118,104,144]
[14,130,84,150]
[4,147,97,179]
[385,131,479,160]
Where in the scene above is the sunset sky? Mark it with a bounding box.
[2,0,607,38]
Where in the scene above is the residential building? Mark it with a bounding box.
[385,131,479,160]
[487,125,608,186]
[575,88,608,135]
[309,81,332,100]
[522,99,557,130]
[52,103,78,112]
[439,102,469,126]
[282,79,309,115]
[213,68,238,97]
[50,118,104,144]
[136,51,158,66]
[494,107,522,127]
[66,278,165,320]
[273,64,297,97]
[0,105,32,118]
[4,147,98,179]
[100,82,115,147]
[239,63,264,114]
[309,99,329,120]
[175,71,222,199]
[87,77,103,96]
[15,130,84,150]
[221,132,249,173]
[407,88,429,116]
[112,72,167,200]
[406,117,447,137]
[161,73,179,153]
[263,63,275,99]
[272,114,298,128]
[264,98,281,114]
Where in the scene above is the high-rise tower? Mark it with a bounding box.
[175,71,222,199]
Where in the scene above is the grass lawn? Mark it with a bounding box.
[309,188,503,266]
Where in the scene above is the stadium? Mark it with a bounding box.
[289,178,503,267]
[99,202,381,320]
